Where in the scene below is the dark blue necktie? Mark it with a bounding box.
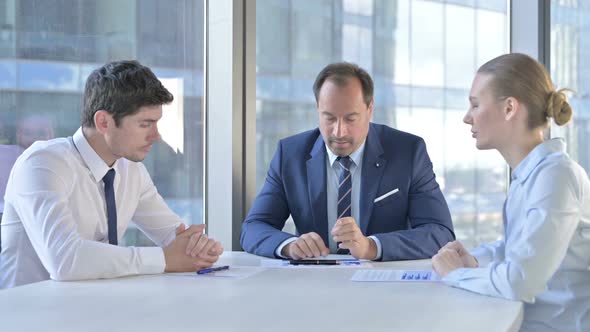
[336,156,352,254]
[103,169,118,245]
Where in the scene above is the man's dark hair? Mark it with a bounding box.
[82,60,174,128]
[312,62,374,107]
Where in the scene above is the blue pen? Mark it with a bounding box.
[338,258,361,263]
[197,265,230,275]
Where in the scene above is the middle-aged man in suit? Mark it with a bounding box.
[241,62,454,261]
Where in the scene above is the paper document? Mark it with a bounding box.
[170,266,264,279]
[351,269,440,282]
[197,266,265,279]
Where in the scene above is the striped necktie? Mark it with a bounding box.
[336,156,352,254]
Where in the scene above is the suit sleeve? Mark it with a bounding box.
[240,141,296,257]
[373,138,455,261]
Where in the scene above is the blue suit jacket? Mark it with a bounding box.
[240,123,454,261]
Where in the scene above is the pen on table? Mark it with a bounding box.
[289,259,340,265]
[337,258,361,264]
[196,265,230,275]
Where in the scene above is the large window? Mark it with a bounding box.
[256,0,509,247]
[0,0,205,246]
[551,0,590,175]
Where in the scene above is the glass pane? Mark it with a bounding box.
[0,0,205,246]
[256,0,509,247]
[445,5,475,89]
[411,0,444,87]
[550,0,590,175]
[0,0,16,57]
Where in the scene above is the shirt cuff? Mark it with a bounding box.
[275,237,298,258]
[441,267,469,287]
[368,235,382,260]
[138,247,166,274]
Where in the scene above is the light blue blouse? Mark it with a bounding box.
[443,138,590,332]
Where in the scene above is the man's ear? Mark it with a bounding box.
[503,97,520,121]
[93,110,112,134]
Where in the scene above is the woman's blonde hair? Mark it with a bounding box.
[477,53,573,128]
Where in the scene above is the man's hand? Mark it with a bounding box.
[331,217,377,260]
[175,224,223,258]
[282,232,329,259]
[432,248,464,277]
[439,240,478,268]
[163,224,223,272]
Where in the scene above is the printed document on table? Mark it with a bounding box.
[351,270,440,282]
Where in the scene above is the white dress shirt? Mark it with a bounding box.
[443,139,590,332]
[0,128,183,288]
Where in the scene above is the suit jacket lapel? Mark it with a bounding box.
[306,134,329,244]
[360,124,386,235]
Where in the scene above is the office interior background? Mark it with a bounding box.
[0,0,588,250]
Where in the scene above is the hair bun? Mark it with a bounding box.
[546,89,573,126]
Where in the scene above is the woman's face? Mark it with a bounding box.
[464,73,508,150]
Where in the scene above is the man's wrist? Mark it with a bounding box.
[367,235,382,260]
[366,237,378,260]
[275,237,297,258]
[281,243,291,258]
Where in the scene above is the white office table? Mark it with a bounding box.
[0,252,522,331]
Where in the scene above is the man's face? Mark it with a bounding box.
[104,105,162,162]
[317,77,373,156]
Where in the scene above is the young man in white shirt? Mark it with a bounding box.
[0,60,222,288]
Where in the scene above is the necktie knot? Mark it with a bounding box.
[336,156,352,171]
[103,169,116,185]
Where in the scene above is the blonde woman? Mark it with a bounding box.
[432,53,590,332]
